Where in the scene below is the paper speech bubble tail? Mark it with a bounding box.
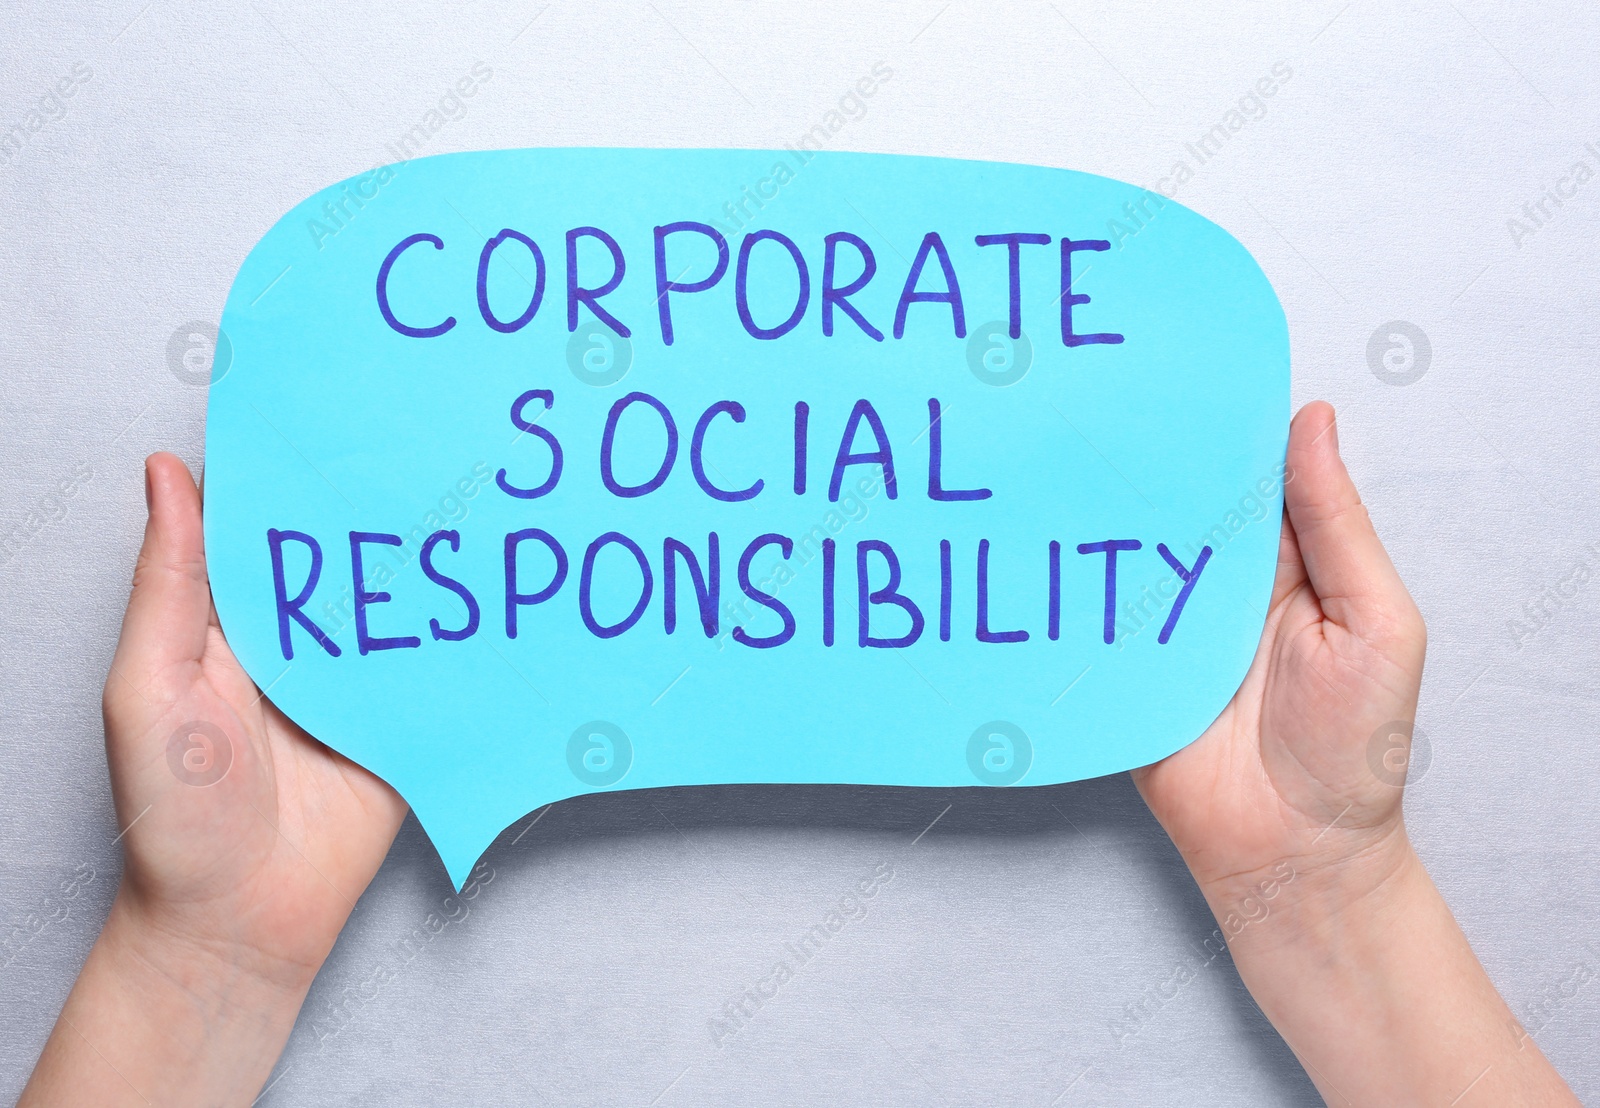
[399,760,601,889]
[405,786,543,892]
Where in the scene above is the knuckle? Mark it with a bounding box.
[132,547,207,591]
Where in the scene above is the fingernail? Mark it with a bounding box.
[144,463,153,511]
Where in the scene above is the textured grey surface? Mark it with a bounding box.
[2,0,1598,1103]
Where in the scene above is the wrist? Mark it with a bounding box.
[20,889,314,1107]
[1198,837,1576,1105]
[104,886,321,1010]
[1191,818,1418,962]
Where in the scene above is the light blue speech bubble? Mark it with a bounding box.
[204,148,1288,888]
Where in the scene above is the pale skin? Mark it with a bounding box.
[21,402,1577,1105]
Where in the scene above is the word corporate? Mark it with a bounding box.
[375,223,1127,346]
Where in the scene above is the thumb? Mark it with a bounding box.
[110,453,212,692]
[1283,402,1421,647]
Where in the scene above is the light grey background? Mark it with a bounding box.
[3,0,1598,1103]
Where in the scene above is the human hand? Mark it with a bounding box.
[104,451,408,987]
[1133,402,1576,1105]
[22,454,407,1106]
[1134,400,1424,918]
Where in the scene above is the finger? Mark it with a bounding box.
[1268,510,1307,611]
[111,453,211,687]
[1282,402,1416,640]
